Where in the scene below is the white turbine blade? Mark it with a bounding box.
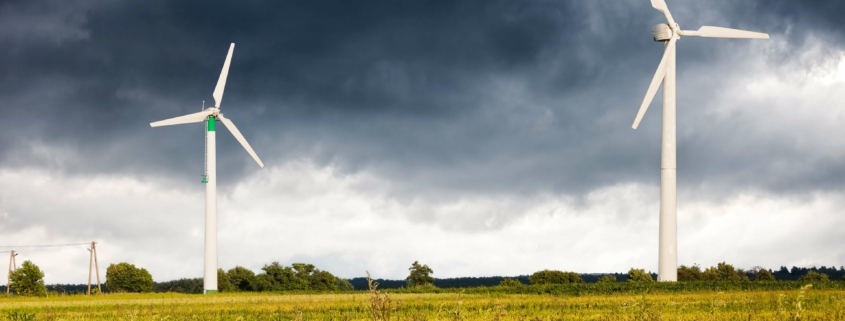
[212,43,235,108]
[651,0,676,27]
[686,26,769,39]
[218,115,264,168]
[151,110,213,127]
[633,37,676,129]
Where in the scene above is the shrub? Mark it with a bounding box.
[597,275,617,283]
[337,278,354,291]
[105,262,153,293]
[799,271,829,283]
[627,269,654,282]
[755,269,776,281]
[9,260,46,297]
[529,270,583,285]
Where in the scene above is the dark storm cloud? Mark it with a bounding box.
[1,0,843,202]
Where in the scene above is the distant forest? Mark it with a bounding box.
[2,265,843,294]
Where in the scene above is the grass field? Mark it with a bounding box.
[2,286,844,320]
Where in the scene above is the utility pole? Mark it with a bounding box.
[87,242,101,295]
[7,250,17,294]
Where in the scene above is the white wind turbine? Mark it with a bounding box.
[151,43,263,293]
[632,0,768,281]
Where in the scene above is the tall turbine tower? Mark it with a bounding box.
[632,0,768,281]
[151,43,264,293]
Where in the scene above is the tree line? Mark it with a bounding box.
[3,259,844,296]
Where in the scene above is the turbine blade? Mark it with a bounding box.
[651,0,676,27]
[692,26,769,39]
[150,110,213,127]
[212,43,235,108]
[633,37,676,129]
[218,115,264,168]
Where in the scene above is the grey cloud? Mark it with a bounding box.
[0,0,843,220]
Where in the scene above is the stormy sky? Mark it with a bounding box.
[1,0,845,284]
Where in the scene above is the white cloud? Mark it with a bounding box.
[2,160,843,284]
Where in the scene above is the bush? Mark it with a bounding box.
[627,269,654,282]
[9,260,46,297]
[799,271,829,283]
[529,270,583,285]
[499,278,524,287]
[755,269,776,281]
[105,262,153,293]
[337,278,354,291]
[597,275,617,283]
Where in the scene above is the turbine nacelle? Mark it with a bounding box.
[652,24,674,42]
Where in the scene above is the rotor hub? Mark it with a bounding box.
[205,107,220,117]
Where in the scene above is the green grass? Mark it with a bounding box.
[1,284,844,320]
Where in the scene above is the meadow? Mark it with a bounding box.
[2,283,845,320]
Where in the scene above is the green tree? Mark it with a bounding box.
[701,266,718,281]
[9,260,46,297]
[105,262,153,293]
[253,262,344,291]
[626,268,654,282]
[227,266,256,291]
[714,262,748,281]
[529,270,583,285]
[597,275,617,283]
[406,261,435,288]
[755,269,776,281]
[677,265,702,281]
[217,269,237,292]
[337,278,354,291]
[799,270,829,283]
[499,278,523,287]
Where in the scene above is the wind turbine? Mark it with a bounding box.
[151,43,263,293]
[632,0,768,281]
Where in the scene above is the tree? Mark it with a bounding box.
[9,260,46,297]
[755,269,776,282]
[227,266,256,291]
[337,278,354,291]
[677,265,702,281]
[597,275,617,283]
[406,261,434,288]
[529,270,583,285]
[627,269,654,282]
[701,267,718,281]
[499,278,523,287]
[700,262,747,281]
[105,262,153,293]
[217,269,237,292]
[253,262,344,291]
[799,271,829,283]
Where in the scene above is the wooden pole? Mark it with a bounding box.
[93,242,101,293]
[6,250,13,294]
[87,242,94,295]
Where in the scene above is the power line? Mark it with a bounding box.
[0,243,91,248]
